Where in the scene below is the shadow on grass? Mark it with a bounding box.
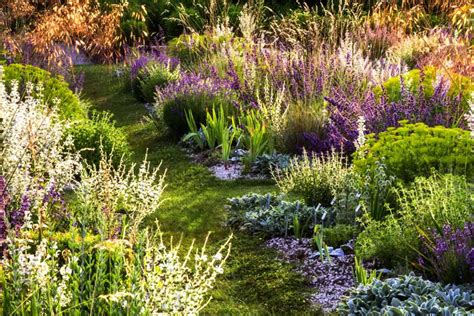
[79,64,319,314]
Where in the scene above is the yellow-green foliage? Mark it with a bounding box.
[373,66,473,109]
[1,64,86,120]
[25,229,101,252]
[168,32,245,65]
[355,174,472,267]
[354,122,473,183]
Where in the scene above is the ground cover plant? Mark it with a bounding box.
[1,0,473,314]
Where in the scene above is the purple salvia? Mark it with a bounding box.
[10,195,29,232]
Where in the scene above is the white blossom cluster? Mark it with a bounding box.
[0,67,80,227]
[337,38,407,86]
[96,230,232,314]
[355,115,366,151]
[135,231,231,314]
[2,238,75,312]
[76,148,166,237]
[466,92,474,139]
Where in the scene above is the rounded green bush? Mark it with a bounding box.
[373,66,473,109]
[354,121,473,183]
[1,64,86,120]
[66,110,131,167]
[138,62,179,103]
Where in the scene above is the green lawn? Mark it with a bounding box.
[79,65,319,314]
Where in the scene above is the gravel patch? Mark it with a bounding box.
[209,163,244,180]
[266,237,356,312]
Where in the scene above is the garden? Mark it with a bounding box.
[0,0,473,314]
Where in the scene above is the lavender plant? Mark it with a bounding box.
[157,71,236,136]
[416,223,474,284]
[324,73,472,155]
[355,173,473,267]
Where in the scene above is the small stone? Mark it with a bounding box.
[341,240,355,254]
[330,248,344,257]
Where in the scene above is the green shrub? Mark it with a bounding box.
[66,111,131,166]
[338,273,473,315]
[354,122,474,183]
[374,66,473,108]
[252,153,291,175]
[322,225,358,248]
[355,173,473,267]
[1,64,86,120]
[137,62,180,103]
[273,149,352,207]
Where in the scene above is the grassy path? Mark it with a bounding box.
[79,65,316,314]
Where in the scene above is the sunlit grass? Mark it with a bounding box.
[79,64,319,314]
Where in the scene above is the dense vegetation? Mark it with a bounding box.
[1,0,472,314]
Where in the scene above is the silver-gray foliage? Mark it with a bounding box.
[338,273,474,315]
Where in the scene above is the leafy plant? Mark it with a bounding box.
[313,224,331,262]
[183,110,205,150]
[66,110,131,167]
[358,159,397,220]
[251,153,291,176]
[219,120,239,162]
[293,215,302,240]
[354,256,380,286]
[226,193,331,237]
[355,173,473,267]
[185,104,241,162]
[201,105,228,150]
[240,110,273,168]
[338,273,474,315]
